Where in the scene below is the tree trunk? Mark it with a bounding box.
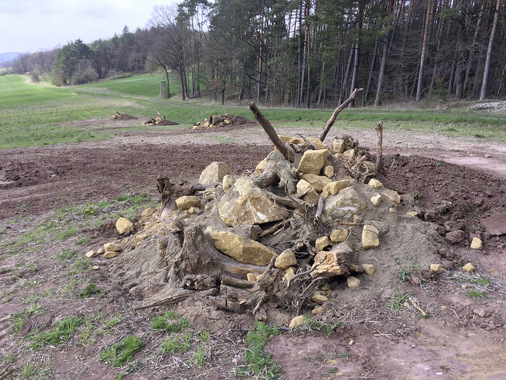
[463,1,486,98]
[480,0,501,100]
[416,0,433,101]
[365,37,379,104]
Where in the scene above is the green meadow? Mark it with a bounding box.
[0,73,504,149]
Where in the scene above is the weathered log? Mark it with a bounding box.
[221,275,255,289]
[375,121,384,174]
[249,102,295,162]
[209,297,247,313]
[318,88,364,142]
[253,151,298,195]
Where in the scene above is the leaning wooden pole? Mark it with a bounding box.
[375,121,384,174]
[318,88,363,142]
[249,102,295,162]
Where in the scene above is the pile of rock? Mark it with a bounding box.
[192,114,253,130]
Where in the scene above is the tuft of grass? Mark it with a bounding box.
[300,315,342,335]
[467,290,487,299]
[386,291,412,311]
[78,283,102,298]
[30,316,84,348]
[55,249,78,260]
[10,304,41,334]
[234,322,281,380]
[99,335,146,367]
[454,275,490,286]
[151,311,191,333]
[160,333,193,354]
[395,258,421,282]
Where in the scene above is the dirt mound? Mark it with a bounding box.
[142,113,179,126]
[110,112,138,120]
[192,114,254,130]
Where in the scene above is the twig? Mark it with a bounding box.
[375,121,384,174]
[314,196,324,223]
[287,254,327,288]
[297,134,318,150]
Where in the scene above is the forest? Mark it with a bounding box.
[8,0,506,107]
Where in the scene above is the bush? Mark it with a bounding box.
[71,66,99,85]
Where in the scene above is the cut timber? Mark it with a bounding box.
[249,102,295,162]
[253,151,298,195]
[319,88,363,142]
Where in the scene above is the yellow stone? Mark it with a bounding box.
[92,266,100,270]
[97,247,105,255]
[315,236,331,251]
[104,242,121,252]
[275,249,297,270]
[323,165,334,178]
[362,225,380,250]
[347,276,360,289]
[312,306,324,315]
[255,158,267,175]
[247,273,258,282]
[289,315,306,328]
[297,149,329,175]
[470,238,482,250]
[383,189,401,205]
[103,251,119,259]
[332,138,345,154]
[85,250,97,258]
[368,179,383,189]
[284,267,295,283]
[362,264,376,275]
[116,217,134,235]
[330,229,349,243]
[323,180,350,195]
[175,196,201,211]
[406,211,419,217]
[371,194,382,206]
[301,173,332,192]
[297,180,320,204]
[430,264,444,274]
[462,263,475,272]
[311,293,328,304]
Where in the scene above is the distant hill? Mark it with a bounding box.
[0,52,21,63]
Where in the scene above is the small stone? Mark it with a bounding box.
[116,217,134,235]
[341,149,355,164]
[470,237,482,250]
[222,174,237,192]
[311,293,328,304]
[92,266,100,270]
[362,264,375,275]
[296,179,320,204]
[284,267,295,283]
[430,264,444,274]
[353,215,363,224]
[255,158,267,175]
[301,173,332,192]
[187,206,199,214]
[175,196,201,211]
[85,250,97,258]
[297,149,329,175]
[199,162,231,185]
[104,242,121,252]
[332,138,345,153]
[103,251,119,259]
[323,180,350,195]
[330,229,349,243]
[446,230,466,244]
[362,225,380,250]
[347,276,360,289]
[368,178,383,189]
[315,236,331,251]
[312,306,324,315]
[485,154,492,158]
[323,165,334,178]
[275,249,297,270]
[383,189,401,204]
[97,247,105,255]
[247,273,258,282]
[289,315,306,328]
[462,263,475,272]
[371,194,382,206]
[406,211,419,217]
[388,208,397,213]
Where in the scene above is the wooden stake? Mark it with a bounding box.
[375,121,384,174]
[319,88,363,142]
[249,102,295,162]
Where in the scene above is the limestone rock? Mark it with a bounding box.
[362,225,380,250]
[218,176,289,226]
[462,263,475,272]
[312,306,324,315]
[284,267,295,283]
[116,217,134,235]
[470,237,482,250]
[430,264,444,274]
[323,165,334,178]
[296,179,320,204]
[297,149,329,175]
[311,293,328,304]
[307,138,328,150]
[275,249,297,270]
[247,273,258,282]
[323,180,350,195]
[311,249,354,278]
[209,230,275,266]
[255,158,267,175]
[315,236,331,251]
[341,149,355,164]
[289,315,306,328]
[92,266,100,270]
[330,228,349,243]
[85,250,97,258]
[370,220,389,235]
[279,135,304,144]
[371,194,382,207]
[347,276,360,289]
[301,173,332,192]
[176,196,201,211]
[368,179,383,189]
[362,264,375,275]
[199,162,231,185]
[223,174,238,192]
[332,138,345,154]
[406,211,419,217]
[104,251,119,259]
[383,189,401,205]
[104,242,121,252]
[97,247,105,255]
[323,187,367,222]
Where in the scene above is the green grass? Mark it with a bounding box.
[99,335,146,367]
[83,73,177,98]
[386,290,412,311]
[10,304,41,334]
[30,316,84,348]
[151,311,191,333]
[467,290,487,299]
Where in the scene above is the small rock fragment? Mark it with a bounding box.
[199,162,231,185]
[362,263,375,275]
[347,276,360,289]
[92,266,100,270]
[85,250,97,258]
[368,179,383,189]
[103,251,119,259]
[116,217,134,235]
[275,249,297,270]
[284,267,295,283]
[289,315,306,328]
[430,264,444,274]
[175,196,201,211]
[330,228,349,243]
[462,263,475,272]
[315,236,331,251]
[97,247,105,255]
[383,189,401,204]
[362,225,380,250]
[323,180,350,195]
[371,194,382,206]
[297,149,329,175]
[312,306,324,315]
[470,237,482,250]
[247,273,258,282]
[323,165,335,178]
[104,242,121,252]
[311,293,328,304]
[406,211,419,217]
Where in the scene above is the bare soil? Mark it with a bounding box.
[0,119,505,379]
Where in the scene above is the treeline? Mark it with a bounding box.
[10,0,506,106]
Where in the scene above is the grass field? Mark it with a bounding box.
[0,73,504,149]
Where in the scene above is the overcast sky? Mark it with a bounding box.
[0,0,178,54]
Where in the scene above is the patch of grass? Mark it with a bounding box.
[160,332,193,354]
[75,236,92,245]
[301,315,342,335]
[99,335,146,367]
[70,255,92,274]
[386,291,412,311]
[151,311,191,333]
[30,316,84,348]
[55,248,78,260]
[395,258,422,282]
[10,304,41,334]
[454,275,490,286]
[78,283,102,298]
[467,290,487,299]
[234,321,281,380]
